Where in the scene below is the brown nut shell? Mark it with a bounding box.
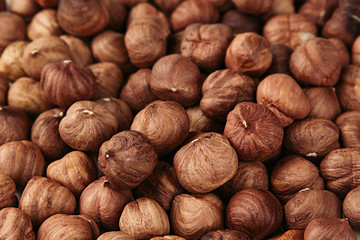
[0,207,35,240]
[267,44,293,75]
[336,64,360,111]
[0,174,17,210]
[336,111,360,148]
[329,37,350,67]
[343,186,360,229]
[0,12,26,53]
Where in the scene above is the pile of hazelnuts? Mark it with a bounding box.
[0,0,359,239]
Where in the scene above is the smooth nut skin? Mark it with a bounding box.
[336,111,360,148]
[232,0,273,15]
[343,186,360,229]
[19,176,77,228]
[186,105,224,133]
[0,207,35,240]
[119,197,170,240]
[271,155,324,203]
[267,229,304,240]
[27,9,63,41]
[224,102,284,162]
[103,0,127,32]
[353,36,360,65]
[79,176,132,230]
[0,174,17,210]
[298,0,338,26]
[290,37,342,87]
[267,44,293,75]
[98,231,136,240]
[0,12,26,53]
[60,35,93,67]
[200,69,256,122]
[257,73,310,127]
[0,40,28,81]
[303,217,356,240]
[226,188,283,240]
[59,100,118,152]
[9,0,39,20]
[98,130,158,191]
[283,189,341,230]
[131,100,190,156]
[171,193,224,240]
[329,38,350,67]
[180,23,233,72]
[150,54,202,107]
[336,65,360,111]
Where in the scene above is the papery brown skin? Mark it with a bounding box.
[79,176,132,230]
[37,214,100,240]
[150,54,202,107]
[267,229,304,240]
[223,102,284,162]
[336,111,360,148]
[60,35,93,67]
[34,0,58,8]
[150,236,186,240]
[0,174,17,210]
[0,12,26,53]
[298,0,338,26]
[27,9,63,41]
[9,0,39,20]
[336,64,360,111]
[262,0,296,21]
[226,188,283,240]
[270,155,324,203]
[225,32,272,77]
[283,189,342,229]
[103,0,127,32]
[353,36,360,65]
[303,87,341,121]
[59,100,118,152]
[329,38,350,67]
[186,105,224,133]
[232,0,273,15]
[19,176,76,228]
[256,73,310,127]
[0,207,35,240]
[170,0,220,32]
[207,0,233,11]
[343,186,360,229]
[152,0,183,13]
[130,100,190,156]
[263,14,317,50]
[221,10,261,34]
[0,40,28,81]
[171,193,224,240]
[119,197,170,239]
[0,74,8,105]
[267,44,293,75]
[126,2,169,28]
[201,229,250,240]
[98,231,136,240]
[304,217,356,240]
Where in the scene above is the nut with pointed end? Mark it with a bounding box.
[336,111,360,148]
[98,231,136,240]
[201,229,251,240]
[336,64,360,111]
[0,12,26,53]
[0,174,17,210]
[27,9,63,40]
[0,207,35,239]
[60,35,93,67]
[343,186,360,229]
[0,40,28,81]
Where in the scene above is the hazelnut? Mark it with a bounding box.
[180,23,233,72]
[353,36,360,65]
[336,64,360,111]
[267,44,293,75]
[150,54,202,107]
[60,34,93,67]
[79,176,132,230]
[130,100,190,156]
[126,2,168,27]
[343,186,360,229]
[0,40,28,81]
[262,0,295,20]
[40,60,96,109]
[226,188,283,240]
[9,0,39,20]
[98,231,135,240]
[150,236,186,240]
[33,0,58,8]
[256,73,310,127]
[232,0,273,15]
[152,0,183,13]
[171,193,224,240]
[298,0,338,26]
[186,105,224,133]
[27,9,63,40]
[98,130,158,191]
[225,32,272,77]
[329,38,350,67]
[57,0,109,37]
[0,73,8,105]
[119,197,170,239]
[290,37,342,87]
[223,102,284,162]
[221,10,261,34]
[118,0,147,8]
[0,12,26,53]
[267,229,304,240]
[200,229,250,240]
[336,111,360,148]
[59,100,118,152]
[0,207,35,239]
[102,0,127,32]
[0,174,17,210]
[283,189,341,229]
[168,31,184,54]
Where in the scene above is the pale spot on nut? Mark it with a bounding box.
[102,98,111,102]
[30,49,39,55]
[80,109,94,115]
[54,111,64,118]
[242,120,248,128]
[63,59,72,64]
[299,32,316,44]
[105,153,110,159]
[306,152,318,157]
[299,188,311,192]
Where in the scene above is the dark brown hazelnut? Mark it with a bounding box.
[225,32,272,77]
[0,73,8,105]
[119,197,170,239]
[57,0,109,37]
[223,102,284,162]
[152,0,184,13]
[201,229,251,240]
[0,12,26,53]
[0,207,35,239]
[180,23,233,72]
[267,229,304,240]
[186,105,224,133]
[60,34,93,67]
[226,188,282,240]
[9,0,39,21]
[343,186,360,229]
[267,44,293,75]
[0,174,17,210]
[336,111,360,148]
[40,60,96,109]
[33,0,58,8]
[304,217,356,240]
[329,38,350,67]
[0,40,28,81]
[79,176,132,230]
[207,0,233,12]
[283,118,340,161]
[150,54,202,107]
[257,73,310,127]
[232,0,273,15]
[298,0,338,26]
[59,100,118,152]
[103,0,127,32]
[353,36,360,65]
[220,10,262,34]
[98,231,135,240]
[27,9,63,40]
[171,193,224,240]
[283,189,341,229]
[130,100,190,156]
[336,64,360,111]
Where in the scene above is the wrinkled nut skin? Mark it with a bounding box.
[131,100,190,156]
[303,217,356,240]
[256,73,310,127]
[336,111,360,148]
[0,207,35,240]
[353,36,360,65]
[267,44,293,75]
[290,37,342,86]
[336,65,360,111]
[79,176,132,230]
[221,10,262,34]
[267,229,304,240]
[59,100,118,152]
[270,155,324,203]
[126,2,168,27]
[232,0,273,15]
[0,12,26,53]
[201,229,250,240]
[119,197,170,240]
[98,130,158,191]
[171,193,224,240]
[103,0,127,32]
[27,9,63,41]
[0,40,28,82]
[226,188,283,240]
[19,176,77,228]
[186,105,224,133]
[0,174,17,210]
[298,0,339,26]
[320,148,360,198]
[225,32,272,77]
[224,102,284,162]
[200,69,257,122]
[37,214,100,240]
[343,186,360,229]
[180,23,233,72]
[60,34,93,67]
[329,38,350,67]
[98,231,136,240]
[283,189,342,230]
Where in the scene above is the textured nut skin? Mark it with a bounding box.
[60,34,93,67]
[0,12,25,53]
[119,197,170,239]
[343,186,360,229]
[186,105,224,133]
[201,229,251,240]
[98,130,158,191]
[150,236,186,240]
[329,38,350,67]
[27,9,63,40]
[336,111,360,148]
[98,231,136,240]
[256,73,310,127]
[0,40,28,81]
[221,10,261,34]
[298,0,338,26]
[224,102,284,162]
[232,0,273,15]
[226,188,283,240]
[103,0,127,32]
[171,193,224,240]
[267,229,304,240]
[267,44,293,75]
[353,36,360,65]
[0,174,17,210]
[79,176,132,230]
[200,69,256,122]
[153,0,183,13]
[283,189,341,229]
[126,2,168,27]
[336,65,360,111]
[0,207,35,240]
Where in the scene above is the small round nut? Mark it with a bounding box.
[336,111,360,148]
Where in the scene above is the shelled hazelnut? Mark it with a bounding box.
[344,186,360,230]
[336,65,360,111]
[329,38,350,67]
[0,40,28,81]
[353,36,360,65]
[336,111,360,148]
[0,12,26,53]
[102,0,127,32]
[98,231,135,240]
[267,44,293,75]
[262,0,295,20]
[220,10,262,34]
[201,229,250,240]
[152,0,183,13]
[27,9,63,40]
[9,0,39,21]
[186,105,224,133]
[0,74,8,105]
[267,229,304,240]
[60,34,93,67]
[0,207,35,239]
[33,0,58,8]
[298,0,338,26]
[232,0,273,15]
[0,174,17,210]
